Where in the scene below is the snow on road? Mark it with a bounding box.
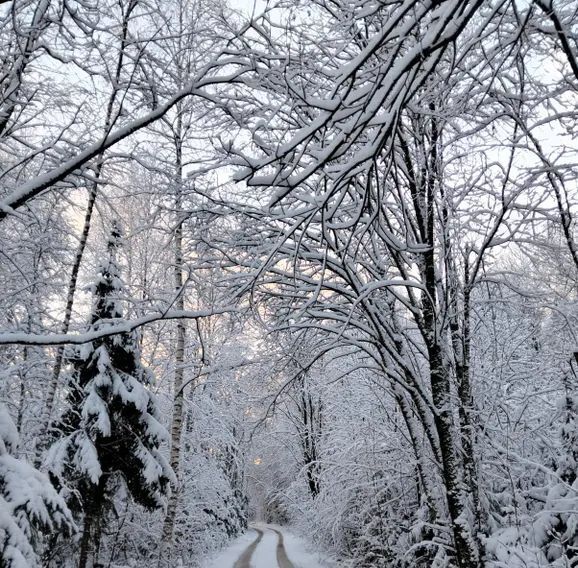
[248,527,278,567]
[201,524,333,568]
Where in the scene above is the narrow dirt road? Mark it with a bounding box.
[233,528,264,568]
[232,525,295,568]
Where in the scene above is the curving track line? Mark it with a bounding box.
[271,528,295,568]
[232,525,295,568]
[233,528,264,568]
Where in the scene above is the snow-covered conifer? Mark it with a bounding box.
[0,406,74,568]
[46,222,173,567]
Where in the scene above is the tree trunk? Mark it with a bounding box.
[421,110,480,568]
[300,387,321,498]
[41,185,98,429]
[38,0,138,456]
[455,285,483,540]
[159,108,186,566]
[78,479,106,568]
[429,342,479,567]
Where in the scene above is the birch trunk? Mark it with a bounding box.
[38,0,138,449]
[159,108,186,566]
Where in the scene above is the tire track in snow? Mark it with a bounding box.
[271,528,295,568]
[233,527,264,568]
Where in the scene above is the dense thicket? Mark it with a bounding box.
[1,0,578,567]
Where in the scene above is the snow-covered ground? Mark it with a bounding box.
[201,524,334,568]
[281,529,335,568]
[248,527,277,566]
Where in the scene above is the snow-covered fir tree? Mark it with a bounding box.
[0,406,74,568]
[46,222,173,567]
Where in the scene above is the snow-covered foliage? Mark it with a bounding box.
[2,0,578,566]
[46,223,172,564]
[48,224,172,500]
[166,337,252,565]
[0,406,74,568]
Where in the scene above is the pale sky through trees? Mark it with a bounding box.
[1,1,578,568]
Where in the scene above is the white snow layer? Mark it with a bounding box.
[201,524,333,568]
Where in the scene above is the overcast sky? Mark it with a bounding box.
[233,0,268,16]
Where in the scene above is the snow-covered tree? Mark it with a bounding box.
[0,406,74,568]
[529,359,578,566]
[3,0,578,566]
[46,223,173,567]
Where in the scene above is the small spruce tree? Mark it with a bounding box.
[0,406,75,567]
[47,222,173,568]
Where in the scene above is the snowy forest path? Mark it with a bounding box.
[271,528,295,568]
[233,527,264,568]
[232,525,295,568]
